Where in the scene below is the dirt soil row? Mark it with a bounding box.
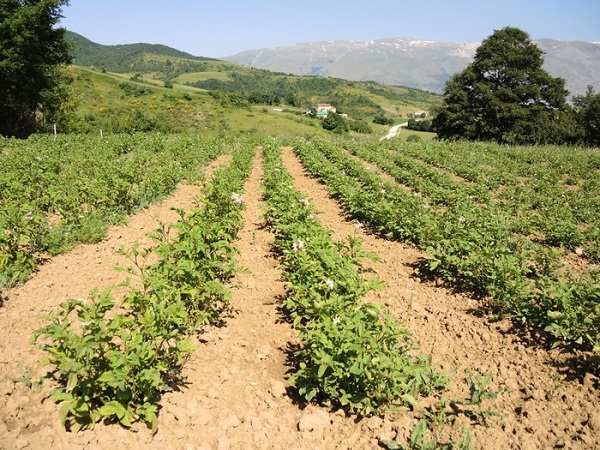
[0,148,598,450]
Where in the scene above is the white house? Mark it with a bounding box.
[316,103,337,113]
[314,103,337,119]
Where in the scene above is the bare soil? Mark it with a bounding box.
[0,148,598,450]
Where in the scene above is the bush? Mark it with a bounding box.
[373,115,394,126]
[348,120,373,134]
[407,119,432,132]
[323,113,348,133]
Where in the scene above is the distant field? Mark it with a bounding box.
[66,66,439,140]
[175,72,230,83]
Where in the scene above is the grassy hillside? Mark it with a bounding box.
[66,66,328,138]
[66,31,442,129]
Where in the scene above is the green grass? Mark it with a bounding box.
[174,72,230,83]
[401,130,436,141]
[214,106,326,138]
[67,67,349,137]
[67,32,443,127]
[66,63,440,140]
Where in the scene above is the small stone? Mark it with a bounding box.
[410,301,422,313]
[194,408,212,426]
[219,371,233,382]
[217,436,231,450]
[334,408,346,418]
[269,380,287,398]
[588,409,600,431]
[298,410,330,432]
[250,417,264,431]
[1,382,14,396]
[257,345,271,360]
[392,415,415,443]
[221,414,240,431]
[17,395,31,407]
[173,426,187,440]
[15,438,29,449]
[365,416,383,431]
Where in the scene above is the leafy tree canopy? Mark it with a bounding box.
[322,112,348,133]
[433,27,574,145]
[573,85,600,147]
[0,0,71,137]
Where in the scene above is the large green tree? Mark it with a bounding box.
[573,85,600,147]
[0,0,71,138]
[322,112,348,133]
[433,27,575,145]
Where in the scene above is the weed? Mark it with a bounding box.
[452,370,505,426]
[5,363,45,393]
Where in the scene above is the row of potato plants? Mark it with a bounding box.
[346,138,600,351]
[347,139,491,208]
[0,133,232,291]
[261,139,448,416]
[292,136,599,355]
[343,138,574,258]
[30,139,256,432]
[386,139,600,260]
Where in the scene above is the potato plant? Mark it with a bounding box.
[1,133,231,290]
[31,138,256,431]
[292,136,599,355]
[262,139,448,416]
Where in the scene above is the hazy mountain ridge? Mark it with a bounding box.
[225,38,600,97]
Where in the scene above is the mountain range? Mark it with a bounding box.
[224,38,600,98]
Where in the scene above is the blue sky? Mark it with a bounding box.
[60,0,599,58]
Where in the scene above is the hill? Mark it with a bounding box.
[65,32,443,127]
[64,65,337,138]
[66,31,217,73]
[224,37,600,97]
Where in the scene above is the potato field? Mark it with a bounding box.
[0,133,598,449]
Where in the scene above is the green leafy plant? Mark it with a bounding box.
[29,139,256,432]
[291,305,447,415]
[382,398,473,450]
[30,288,193,432]
[452,370,505,426]
[5,363,45,393]
[262,140,447,416]
[291,135,600,356]
[0,133,230,291]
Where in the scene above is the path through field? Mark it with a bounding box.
[0,147,598,450]
[379,123,407,141]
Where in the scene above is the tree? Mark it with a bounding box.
[0,0,71,137]
[322,112,348,133]
[372,114,394,126]
[407,118,432,132]
[573,85,600,147]
[433,27,573,145]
